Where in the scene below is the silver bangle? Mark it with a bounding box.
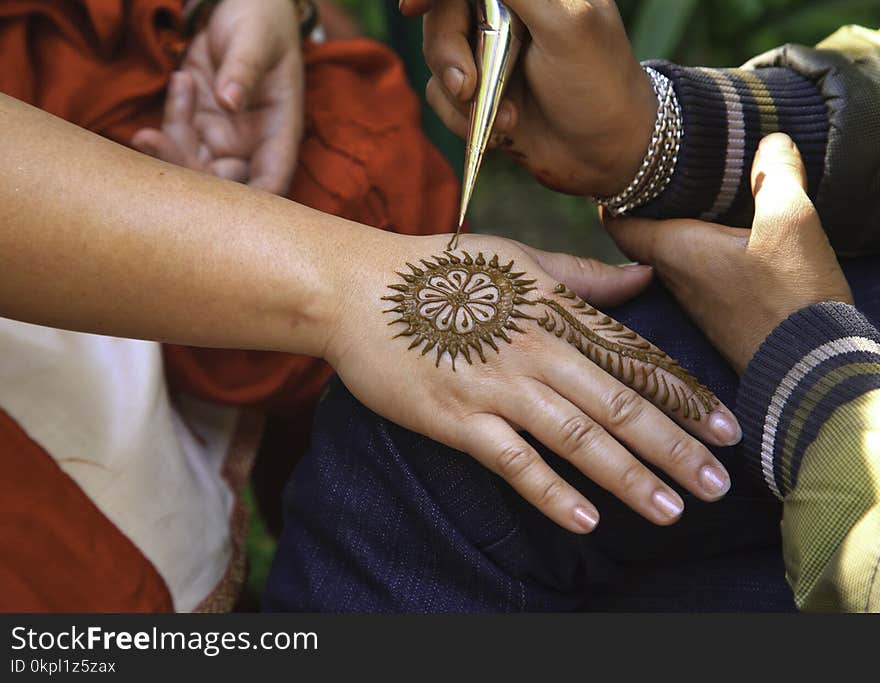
[593,66,683,216]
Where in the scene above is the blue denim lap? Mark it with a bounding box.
[264,256,880,613]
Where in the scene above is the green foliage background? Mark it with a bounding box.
[245,0,880,606]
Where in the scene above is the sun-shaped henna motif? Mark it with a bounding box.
[382,251,537,368]
[383,252,719,422]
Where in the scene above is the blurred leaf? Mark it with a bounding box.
[632,0,699,60]
[748,0,880,53]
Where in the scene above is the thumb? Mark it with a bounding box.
[519,244,654,308]
[214,28,274,112]
[750,133,812,244]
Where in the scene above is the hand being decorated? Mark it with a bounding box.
[325,231,742,534]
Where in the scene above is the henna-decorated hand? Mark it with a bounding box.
[606,134,854,375]
[131,0,304,195]
[325,232,742,534]
[401,0,656,196]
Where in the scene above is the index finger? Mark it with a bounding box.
[605,215,748,268]
[248,89,303,194]
[422,0,478,102]
[456,413,601,534]
[249,128,298,195]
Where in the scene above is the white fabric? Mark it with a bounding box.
[0,318,239,611]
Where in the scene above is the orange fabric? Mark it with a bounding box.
[0,1,460,608]
[0,0,187,140]
[0,1,459,413]
[0,408,174,612]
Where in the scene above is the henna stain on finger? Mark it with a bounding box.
[535,285,718,420]
[383,252,719,421]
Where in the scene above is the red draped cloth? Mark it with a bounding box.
[0,0,458,610]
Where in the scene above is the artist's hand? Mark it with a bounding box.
[401,0,655,196]
[132,0,304,194]
[325,232,742,534]
[606,134,854,375]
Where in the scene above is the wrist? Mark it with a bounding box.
[590,68,658,198]
[271,207,355,361]
[591,66,682,213]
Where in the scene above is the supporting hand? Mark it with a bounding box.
[131,0,305,195]
[606,134,854,374]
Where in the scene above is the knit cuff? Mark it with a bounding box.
[634,61,828,227]
[736,302,880,499]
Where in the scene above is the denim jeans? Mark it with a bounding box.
[264,257,880,612]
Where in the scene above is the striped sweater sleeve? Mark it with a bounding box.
[736,302,880,612]
[633,61,828,229]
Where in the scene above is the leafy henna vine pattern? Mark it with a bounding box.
[535,285,718,420]
[383,253,719,421]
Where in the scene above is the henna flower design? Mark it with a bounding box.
[382,251,537,369]
[417,270,500,335]
[382,251,719,421]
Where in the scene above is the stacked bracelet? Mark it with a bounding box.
[593,66,683,216]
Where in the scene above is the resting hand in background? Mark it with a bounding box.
[400,0,655,197]
[606,134,854,374]
[131,0,305,194]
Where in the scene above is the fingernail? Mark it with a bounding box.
[497,104,512,130]
[699,465,731,498]
[222,82,245,111]
[710,411,742,446]
[443,67,465,98]
[652,490,684,520]
[759,132,795,154]
[573,507,599,533]
[399,0,405,11]
[619,263,652,273]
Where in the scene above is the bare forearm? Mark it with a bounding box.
[0,93,375,357]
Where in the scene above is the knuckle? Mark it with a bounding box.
[422,29,457,72]
[758,186,814,226]
[790,196,819,226]
[537,478,566,509]
[560,415,599,453]
[666,434,696,469]
[619,462,646,496]
[495,444,535,482]
[576,256,600,281]
[605,388,644,428]
[568,2,600,31]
